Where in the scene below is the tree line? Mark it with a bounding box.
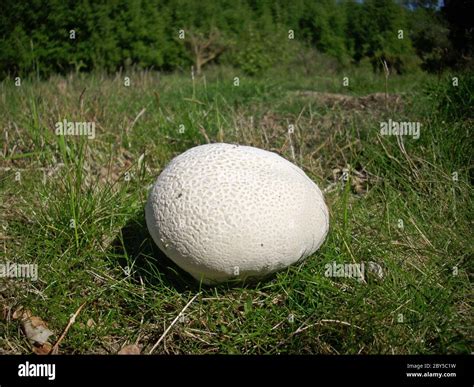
[0,0,471,78]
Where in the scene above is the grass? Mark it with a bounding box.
[0,63,472,354]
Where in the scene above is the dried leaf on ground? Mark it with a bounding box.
[18,311,54,345]
[118,344,141,355]
[32,342,53,355]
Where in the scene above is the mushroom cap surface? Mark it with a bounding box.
[145,143,329,284]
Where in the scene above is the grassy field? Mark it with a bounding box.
[0,63,472,354]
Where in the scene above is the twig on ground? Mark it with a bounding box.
[148,293,200,354]
[49,302,86,355]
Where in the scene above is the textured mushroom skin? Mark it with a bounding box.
[145,143,329,284]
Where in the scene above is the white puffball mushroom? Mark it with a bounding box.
[145,143,329,284]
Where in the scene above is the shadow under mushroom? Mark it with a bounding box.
[111,210,199,293]
[111,210,282,292]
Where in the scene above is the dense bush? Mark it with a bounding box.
[0,0,469,79]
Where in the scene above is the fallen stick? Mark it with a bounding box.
[48,302,86,355]
[148,293,199,354]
